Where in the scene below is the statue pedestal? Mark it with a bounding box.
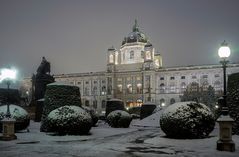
[0,118,17,141]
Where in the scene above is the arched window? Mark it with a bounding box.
[146,51,151,60]
[92,86,97,95]
[170,98,175,104]
[136,83,142,94]
[127,84,133,94]
[141,51,144,59]
[159,83,165,93]
[101,86,106,95]
[130,51,134,59]
[117,84,122,93]
[189,82,199,92]
[101,100,106,108]
[160,99,165,106]
[169,83,176,93]
[84,87,89,96]
[115,52,118,64]
[85,100,89,106]
[181,82,186,92]
[93,100,97,109]
[214,81,221,91]
[202,81,209,91]
[109,54,114,63]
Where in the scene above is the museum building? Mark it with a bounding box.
[21,20,239,114]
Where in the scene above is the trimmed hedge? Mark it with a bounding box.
[140,102,156,119]
[81,106,98,126]
[41,82,82,132]
[105,99,125,117]
[0,104,30,131]
[47,105,92,135]
[160,101,215,139]
[107,110,132,128]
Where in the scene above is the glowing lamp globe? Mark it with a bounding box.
[0,67,17,82]
[218,41,231,59]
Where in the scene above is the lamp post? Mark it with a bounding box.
[0,66,17,141]
[216,41,235,152]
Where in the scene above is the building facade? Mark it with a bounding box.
[20,20,239,114]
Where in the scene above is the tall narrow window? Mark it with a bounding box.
[130,51,134,59]
[115,52,118,64]
[109,54,114,63]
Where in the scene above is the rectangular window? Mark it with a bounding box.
[160,77,164,80]
[215,74,220,78]
[181,76,185,79]
[192,76,197,79]
[170,77,175,80]
[202,75,208,78]
[94,81,98,84]
[85,81,89,84]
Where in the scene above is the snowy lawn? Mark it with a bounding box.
[0,120,239,157]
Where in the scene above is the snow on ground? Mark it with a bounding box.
[0,120,239,157]
[132,110,162,127]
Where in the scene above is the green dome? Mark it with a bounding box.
[122,20,148,45]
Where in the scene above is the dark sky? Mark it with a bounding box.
[1,0,239,80]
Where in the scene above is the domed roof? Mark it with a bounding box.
[122,20,148,45]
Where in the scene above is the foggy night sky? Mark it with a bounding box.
[0,0,239,81]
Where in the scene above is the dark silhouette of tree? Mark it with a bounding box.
[227,73,239,135]
[180,83,217,110]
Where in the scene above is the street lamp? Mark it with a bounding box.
[216,41,235,152]
[0,66,17,141]
[0,67,17,118]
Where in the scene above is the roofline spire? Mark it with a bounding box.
[133,19,139,32]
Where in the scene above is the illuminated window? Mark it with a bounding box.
[92,86,97,95]
[202,81,209,91]
[181,82,186,92]
[160,99,165,107]
[117,84,123,93]
[109,54,114,63]
[146,51,151,60]
[101,86,106,95]
[115,52,118,64]
[136,83,142,93]
[159,83,165,93]
[127,84,133,94]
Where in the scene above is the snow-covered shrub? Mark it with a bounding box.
[41,82,82,132]
[107,110,132,128]
[140,102,156,119]
[0,104,30,131]
[81,106,98,126]
[47,105,92,135]
[106,99,125,117]
[128,106,141,115]
[160,101,215,139]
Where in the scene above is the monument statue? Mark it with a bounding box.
[33,57,55,101]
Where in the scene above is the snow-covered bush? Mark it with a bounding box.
[0,104,30,131]
[81,106,98,126]
[41,82,82,131]
[47,105,92,135]
[106,99,125,117]
[107,110,132,128]
[160,101,215,139]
